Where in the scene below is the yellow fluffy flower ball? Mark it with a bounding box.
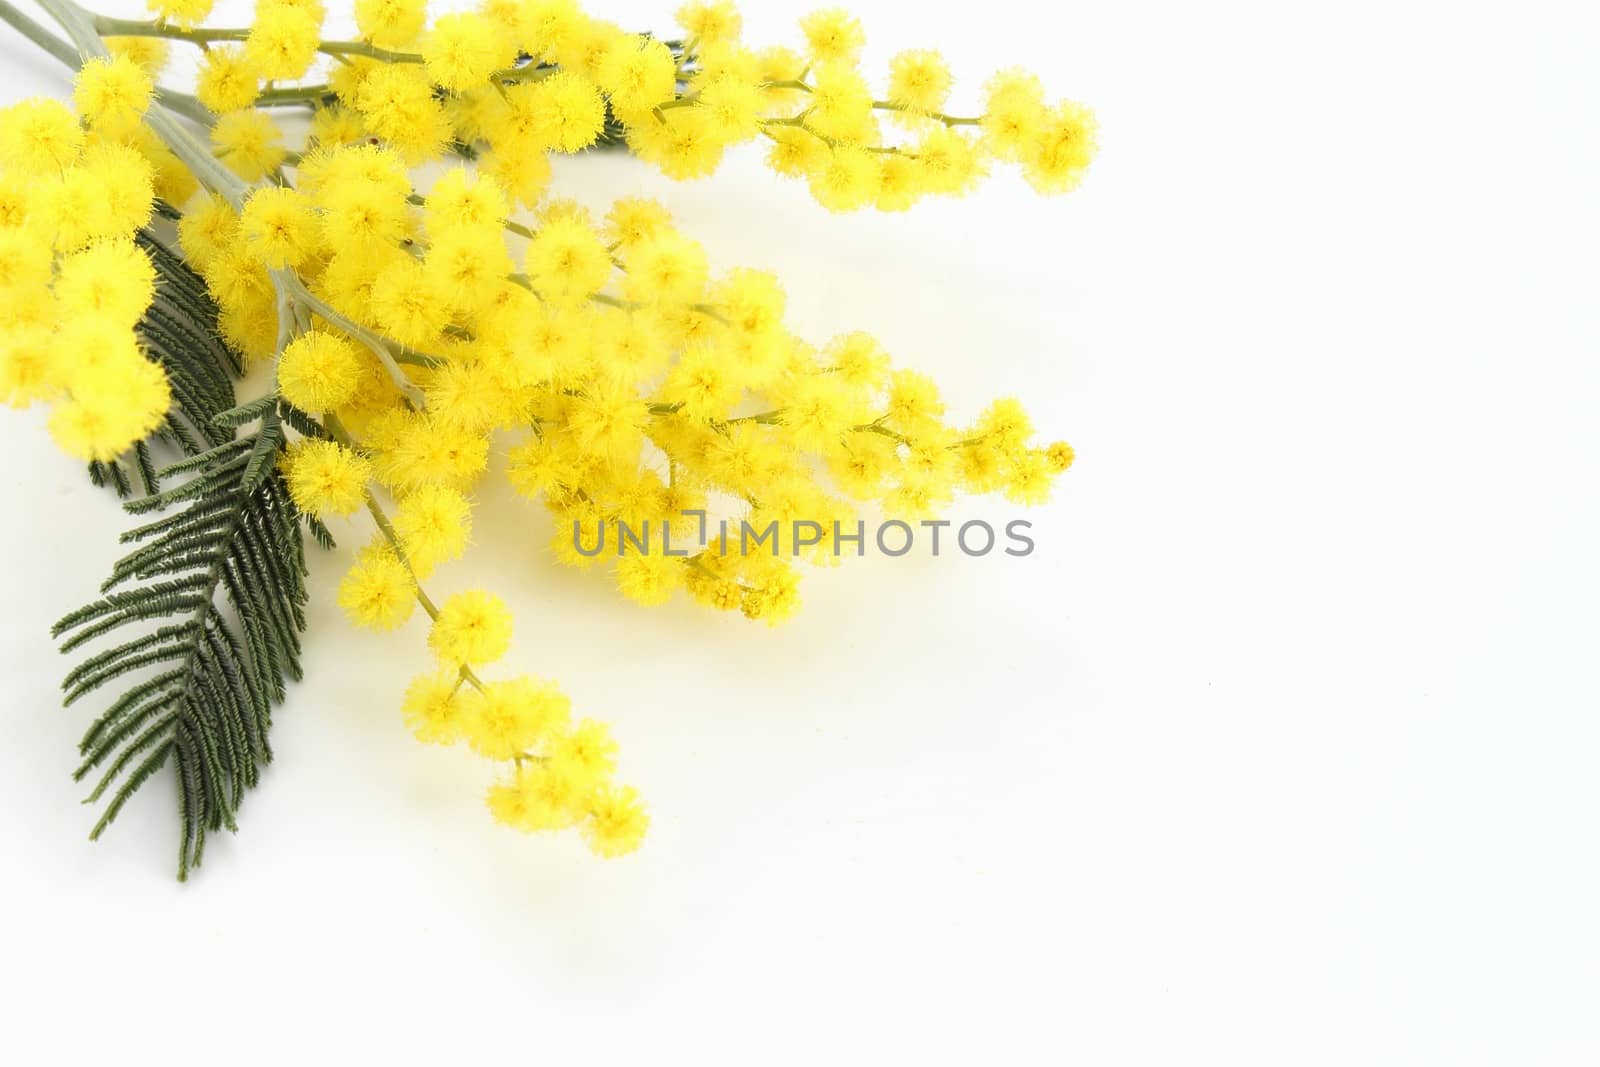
[211,111,287,180]
[0,98,83,173]
[279,330,362,412]
[461,675,569,760]
[47,340,171,462]
[1023,101,1098,194]
[245,3,323,82]
[54,238,157,328]
[487,762,583,832]
[887,49,952,114]
[354,0,427,51]
[799,8,866,64]
[676,0,741,45]
[401,670,464,743]
[394,485,472,571]
[421,13,513,92]
[338,542,417,629]
[147,0,215,28]
[71,55,153,136]
[525,216,612,303]
[286,438,372,517]
[582,784,649,857]
[239,185,321,269]
[196,47,262,114]
[428,589,513,667]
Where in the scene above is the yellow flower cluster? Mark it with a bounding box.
[421,594,647,856]
[327,488,646,855]
[2,0,1093,861]
[0,65,173,462]
[222,153,1072,625]
[147,0,1094,211]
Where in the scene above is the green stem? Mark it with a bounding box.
[318,38,421,62]
[727,409,786,425]
[324,416,444,630]
[0,0,75,66]
[325,421,485,694]
[273,270,431,407]
[493,61,556,83]
[852,422,910,445]
[91,14,423,64]
[758,117,920,158]
[408,192,535,240]
[254,83,333,106]
[872,99,982,127]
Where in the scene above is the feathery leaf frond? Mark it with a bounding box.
[57,221,315,879]
[56,427,309,879]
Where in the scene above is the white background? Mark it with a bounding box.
[2,0,1597,1061]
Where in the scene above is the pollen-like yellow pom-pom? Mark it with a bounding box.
[0,325,55,409]
[106,36,171,78]
[338,542,417,630]
[176,194,239,271]
[147,0,215,28]
[808,145,878,213]
[799,8,866,65]
[981,69,1047,161]
[487,761,584,831]
[244,4,322,81]
[239,186,321,269]
[196,47,262,114]
[525,216,612,304]
[597,34,676,118]
[887,49,952,114]
[676,0,741,45]
[393,485,472,571]
[401,670,464,743]
[461,675,569,759]
[354,0,427,50]
[549,719,619,785]
[421,13,512,92]
[279,330,362,412]
[370,256,450,347]
[428,589,514,667]
[1022,100,1098,195]
[1045,441,1076,473]
[807,62,872,141]
[211,110,287,180]
[286,438,372,517]
[615,553,682,606]
[0,218,51,293]
[47,343,170,462]
[519,70,607,153]
[54,238,157,328]
[72,55,153,135]
[423,166,509,234]
[0,98,83,172]
[582,783,649,857]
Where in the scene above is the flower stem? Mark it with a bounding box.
[323,418,484,694]
[91,14,424,64]
[274,271,431,408]
[0,0,75,66]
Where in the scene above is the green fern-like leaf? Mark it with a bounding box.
[55,218,315,879]
[56,428,309,879]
